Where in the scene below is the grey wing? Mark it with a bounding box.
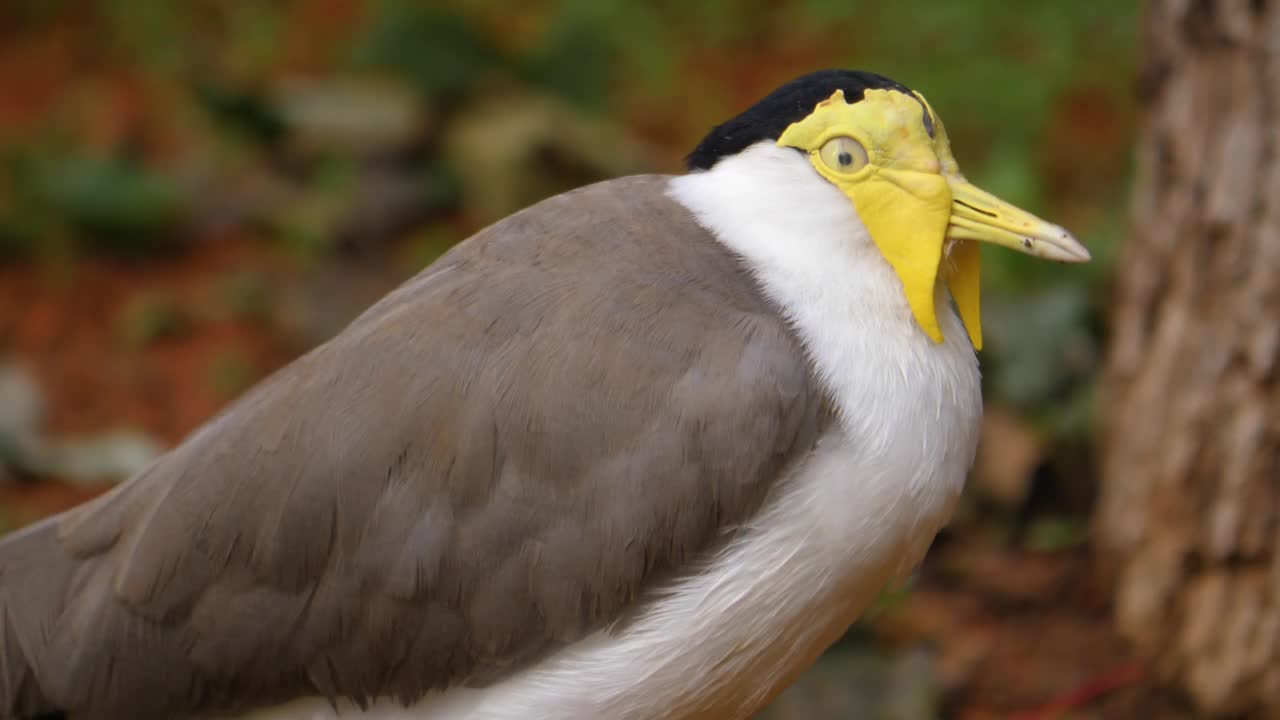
[0,175,826,719]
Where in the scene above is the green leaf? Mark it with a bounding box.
[194,79,290,147]
[519,7,614,112]
[355,2,503,102]
[20,153,187,255]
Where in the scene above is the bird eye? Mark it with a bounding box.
[817,136,868,174]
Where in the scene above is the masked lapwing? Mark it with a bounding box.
[0,69,1089,720]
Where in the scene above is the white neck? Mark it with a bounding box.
[668,142,982,464]
[237,143,982,720]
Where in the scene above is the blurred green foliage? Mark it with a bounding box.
[0,0,1137,457]
[116,292,190,347]
[9,151,187,255]
[208,351,256,398]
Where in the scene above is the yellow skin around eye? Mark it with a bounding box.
[776,89,982,349]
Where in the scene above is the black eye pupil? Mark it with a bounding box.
[838,151,853,166]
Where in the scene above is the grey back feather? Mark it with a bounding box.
[0,175,828,719]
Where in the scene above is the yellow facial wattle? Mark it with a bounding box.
[776,88,1089,349]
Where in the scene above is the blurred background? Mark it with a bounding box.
[0,1,1147,718]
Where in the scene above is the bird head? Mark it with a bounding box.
[687,70,1091,349]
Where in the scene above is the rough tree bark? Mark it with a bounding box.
[1097,0,1280,716]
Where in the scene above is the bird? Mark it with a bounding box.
[0,69,1089,720]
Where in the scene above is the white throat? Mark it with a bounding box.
[667,142,982,445]
[667,139,982,592]
[238,143,982,720]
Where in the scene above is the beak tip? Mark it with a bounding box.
[1047,226,1091,263]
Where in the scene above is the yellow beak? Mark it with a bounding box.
[947,179,1091,263]
[934,177,1090,351]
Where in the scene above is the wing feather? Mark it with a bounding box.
[0,175,826,719]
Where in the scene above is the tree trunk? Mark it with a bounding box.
[1097,0,1280,716]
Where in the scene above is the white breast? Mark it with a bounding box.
[237,144,982,720]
